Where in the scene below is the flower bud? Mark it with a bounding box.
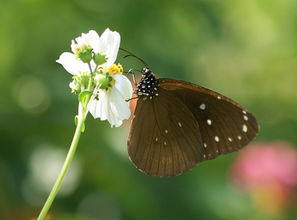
[73,43,93,63]
[79,72,91,88]
[69,81,79,93]
[93,53,108,66]
[95,72,113,90]
[70,72,91,93]
[78,48,93,63]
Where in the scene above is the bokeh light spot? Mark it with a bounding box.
[13,76,51,114]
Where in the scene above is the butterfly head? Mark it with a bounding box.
[141,67,152,77]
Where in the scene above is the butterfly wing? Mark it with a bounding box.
[159,78,259,160]
[128,78,259,177]
[128,88,204,177]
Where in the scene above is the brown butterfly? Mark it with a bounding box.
[127,67,259,177]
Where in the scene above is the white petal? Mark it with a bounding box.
[56,52,89,75]
[82,30,100,50]
[113,74,133,100]
[71,35,86,53]
[69,81,77,90]
[71,30,99,53]
[97,28,120,68]
[88,90,108,120]
[74,35,85,46]
[88,97,97,118]
[88,86,131,127]
[71,40,77,54]
[108,87,131,127]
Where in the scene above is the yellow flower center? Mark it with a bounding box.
[107,64,123,76]
[95,64,123,91]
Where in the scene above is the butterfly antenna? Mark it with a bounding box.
[120,48,149,68]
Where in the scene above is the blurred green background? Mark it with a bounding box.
[1,0,297,219]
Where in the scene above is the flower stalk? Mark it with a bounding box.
[37,104,88,220]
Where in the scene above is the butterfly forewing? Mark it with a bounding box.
[128,88,204,176]
[159,79,259,160]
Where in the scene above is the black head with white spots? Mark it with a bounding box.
[136,68,159,99]
[141,67,151,76]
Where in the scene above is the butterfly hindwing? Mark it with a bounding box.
[128,88,204,176]
[159,78,259,160]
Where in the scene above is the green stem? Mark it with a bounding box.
[37,110,86,220]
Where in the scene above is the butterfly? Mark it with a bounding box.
[127,68,259,177]
[121,50,259,177]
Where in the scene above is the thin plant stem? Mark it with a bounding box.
[37,110,86,220]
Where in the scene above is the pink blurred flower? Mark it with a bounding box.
[231,142,297,215]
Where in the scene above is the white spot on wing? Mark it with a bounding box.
[164,141,167,145]
[178,122,182,127]
[200,103,206,110]
[238,135,242,140]
[243,124,248,133]
[217,96,222,100]
[204,143,207,148]
[207,119,212,125]
[215,136,219,142]
[242,110,247,114]
[165,129,168,134]
[228,137,233,142]
[243,115,248,121]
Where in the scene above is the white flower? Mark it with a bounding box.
[56,28,120,75]
[56,28,133,127]
[88,74,133,127]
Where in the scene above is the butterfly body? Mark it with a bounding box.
[128,68,259,177]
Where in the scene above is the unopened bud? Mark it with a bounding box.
[78,48,93,63]
[93,53,108,66]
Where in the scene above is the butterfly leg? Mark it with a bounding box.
[128,69,138,86]
[126,96,139,102]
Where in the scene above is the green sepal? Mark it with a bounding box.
[78,91,92,107]
[74,115,78,126]
[78,48,93,63]
[94,53,108,65]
